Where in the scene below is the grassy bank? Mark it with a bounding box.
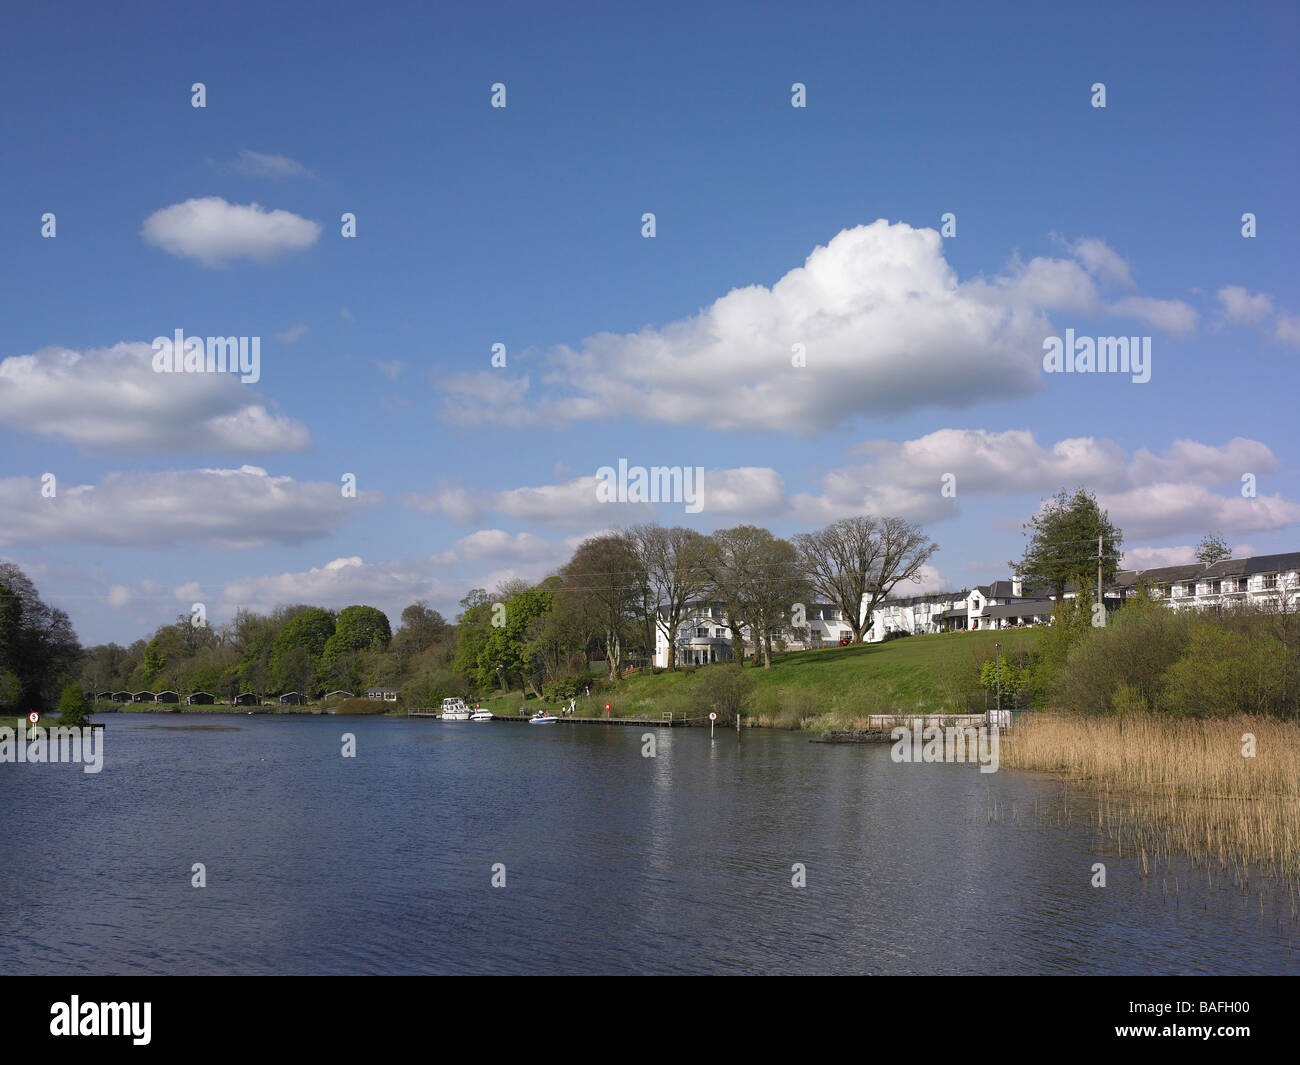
[486,629,1041,728]
[1000,712,1300,880]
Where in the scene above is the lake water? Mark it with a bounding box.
[1,714,1297,974]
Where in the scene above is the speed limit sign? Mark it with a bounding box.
[27,712,39,725]
[708,712,717,721]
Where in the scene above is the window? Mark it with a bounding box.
[696,627,708,638]
[1261,574,1277,590]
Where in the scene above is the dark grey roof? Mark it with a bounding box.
[1126,563,1205,585]
[1242,552,1300,576]
[1201,558,1248,578]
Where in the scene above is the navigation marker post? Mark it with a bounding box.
[709,711,717,738]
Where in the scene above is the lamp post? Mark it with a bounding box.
[995,642,1002,715]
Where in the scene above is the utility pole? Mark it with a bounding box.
[1098,534,1104,621]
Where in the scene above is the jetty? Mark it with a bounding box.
[408,708,709,727]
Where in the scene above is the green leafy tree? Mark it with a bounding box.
[58,683,91,726]
[141,645,167,687]
[1195,531,1232,565]
[0,564,81,711]
[480,583,554,695]
[1014,488,1123,601]
[321,605,392,667]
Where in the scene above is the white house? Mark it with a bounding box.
[651,551,1298,666]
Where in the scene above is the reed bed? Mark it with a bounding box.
[1001,712,1300,880]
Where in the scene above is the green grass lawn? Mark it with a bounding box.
[489,628,1044,730]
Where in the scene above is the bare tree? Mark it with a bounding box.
[703,526,809,667]
[795,516,938,643]
[631,524,711,670]
[561,532,646,680]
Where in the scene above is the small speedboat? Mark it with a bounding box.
[470,707,492,721]
[528,711,558,724]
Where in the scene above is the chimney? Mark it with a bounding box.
[1012,575,1023,598]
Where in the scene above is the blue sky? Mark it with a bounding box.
[1,0,1297,645]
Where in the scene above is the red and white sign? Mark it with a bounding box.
[708,712,717,721]
[27,712,39,724]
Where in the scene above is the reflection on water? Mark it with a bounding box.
[0,714,1296,974]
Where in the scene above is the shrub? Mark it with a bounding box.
[695,665,754,723]
[57,683,91,727]
[1111,681,1148,717]
[1050,593,1192,714]
[1160,623,1290,718]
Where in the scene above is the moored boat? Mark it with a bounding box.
[528,710,558,724]
[440,697,472,721]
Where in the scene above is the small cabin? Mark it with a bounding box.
[132,691,155,703]
[186,692,216,705]
[279,692,306,706]
[233,693,261,706]
[324,690,354,701]
[366,687,399,702]
[154,690,180,704]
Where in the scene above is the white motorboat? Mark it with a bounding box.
[440,697,472,721]
[528,710,558,724]
[470,706,492,721]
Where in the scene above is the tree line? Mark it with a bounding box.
[26,514,936,710]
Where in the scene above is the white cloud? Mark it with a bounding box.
[1109,295,1199,335]
[1099,484,1300,540]
[700,467,787,515]
[372,359,405,381]
[141,197,321,267]
[440,221,1202,433]
[276,323,310,343]
[0,342,310,453]
[0,466,379,549]
[230,150,314,180]
[1275,312,1300,347]
[1117,544,1256,568]
[1069,237,1134,287]
[793,429,1289,536]
[1217,285,1274,326]
[412,466,787,527]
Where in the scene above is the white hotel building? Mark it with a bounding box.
[651,551,1300,668]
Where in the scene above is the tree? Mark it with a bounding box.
[631,524,711,671]
[479,582,554,695]
[0,564,81,711]
[322,605,392,665]
[562,533,645,680]
[270,608,335,668]
[795,516,938,644]
[58,683,92,727]
[744,533,810,668]
[1014,488,1123,601]
[1195,531,1232,565]
[391,601,447,655]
